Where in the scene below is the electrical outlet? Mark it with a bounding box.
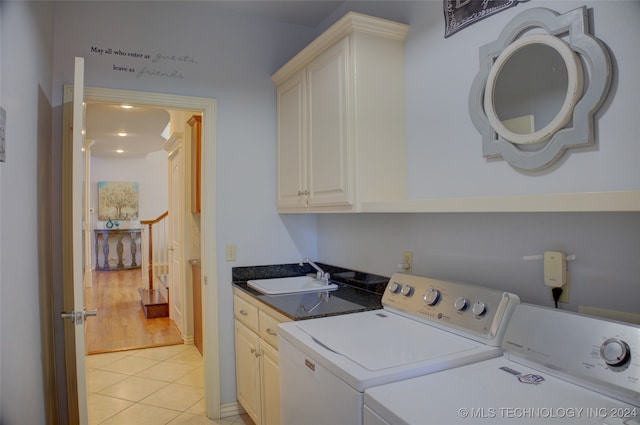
[226,244,237,262]
[402,251,413,274]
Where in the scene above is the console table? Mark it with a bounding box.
[94,229,142,271]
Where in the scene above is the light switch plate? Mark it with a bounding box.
[226,244,237,262]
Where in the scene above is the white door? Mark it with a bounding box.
[61,56,93,425]
[168,142,184,334]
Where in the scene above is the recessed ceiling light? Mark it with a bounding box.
[116,149,125,154]
[117,132,128,137]
[121,104,134,109]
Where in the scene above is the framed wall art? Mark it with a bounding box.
[444,0,529,38]
[98,181,139,220]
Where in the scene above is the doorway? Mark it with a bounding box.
[84,102,193,354]
[62,86,221,420]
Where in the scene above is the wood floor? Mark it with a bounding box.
[84,269,183,354]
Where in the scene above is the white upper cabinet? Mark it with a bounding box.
[276,70,307,209]
[273,12,409,212]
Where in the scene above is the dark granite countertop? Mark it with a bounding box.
[232,263,387,320]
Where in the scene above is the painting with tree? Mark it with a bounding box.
[98,181,139,220]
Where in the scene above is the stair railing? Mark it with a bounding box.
[140,211,169,290]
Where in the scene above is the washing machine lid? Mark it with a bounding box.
[364,357,639,425]
[296,309,479,371]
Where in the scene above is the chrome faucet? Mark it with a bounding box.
[299,258,330,284]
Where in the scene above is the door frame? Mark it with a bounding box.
[61,86,220,421]
[165,133,185,335]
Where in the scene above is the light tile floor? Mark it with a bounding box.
[86,344,254,425]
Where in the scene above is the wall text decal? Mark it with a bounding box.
[89,45,199,81]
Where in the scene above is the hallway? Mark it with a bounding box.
[86,344,253,425]
[85,269,182,354]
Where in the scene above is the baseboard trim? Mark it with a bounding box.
[220,401,244,418]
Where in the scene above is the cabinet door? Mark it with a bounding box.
[306,37,352,207]
[260,340,281,425]
[277,70,307,209]
[235,320,261,425]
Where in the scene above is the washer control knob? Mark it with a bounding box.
[401,284,414,297]
[600,338,631,367]
[472,301,487,317]
[423,289,441,306]
[454,297,469,311]
[388,281,402,294]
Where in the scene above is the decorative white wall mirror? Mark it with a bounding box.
[469,7,612,171]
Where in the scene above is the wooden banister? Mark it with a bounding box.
[140,211,168,226]
[141,211,168,290]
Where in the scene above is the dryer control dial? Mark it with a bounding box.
[600,338,631,367]
[472,301,487,317]
[454,297,469,311]
[423,289,441,306]
[388,281,402,294]
[401,284,414,297]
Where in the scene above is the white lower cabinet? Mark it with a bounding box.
[235,320,261,423]
[234,290,290,425]
[260,340,281,425]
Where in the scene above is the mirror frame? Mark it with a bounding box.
[484,33,584,146]
[469,7,612,171]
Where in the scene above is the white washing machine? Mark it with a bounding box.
[278,272,520,425]
[363,304,640,425]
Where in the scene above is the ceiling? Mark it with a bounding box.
[86,102,170,159]
[215,1,344,28]
[86,1,345,160]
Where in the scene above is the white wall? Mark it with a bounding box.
[50,1,318,406]
[92,151,168,222]
[0,0,3,415]
[318,212,640,313]
[316,1,640,316]
[0,0,4,413]
[0,2,53,424]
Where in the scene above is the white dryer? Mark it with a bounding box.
[278,272,520,425]
[364,304,640,424]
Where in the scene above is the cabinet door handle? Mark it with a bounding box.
[266,328,277,336]
[239,309,248,316]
